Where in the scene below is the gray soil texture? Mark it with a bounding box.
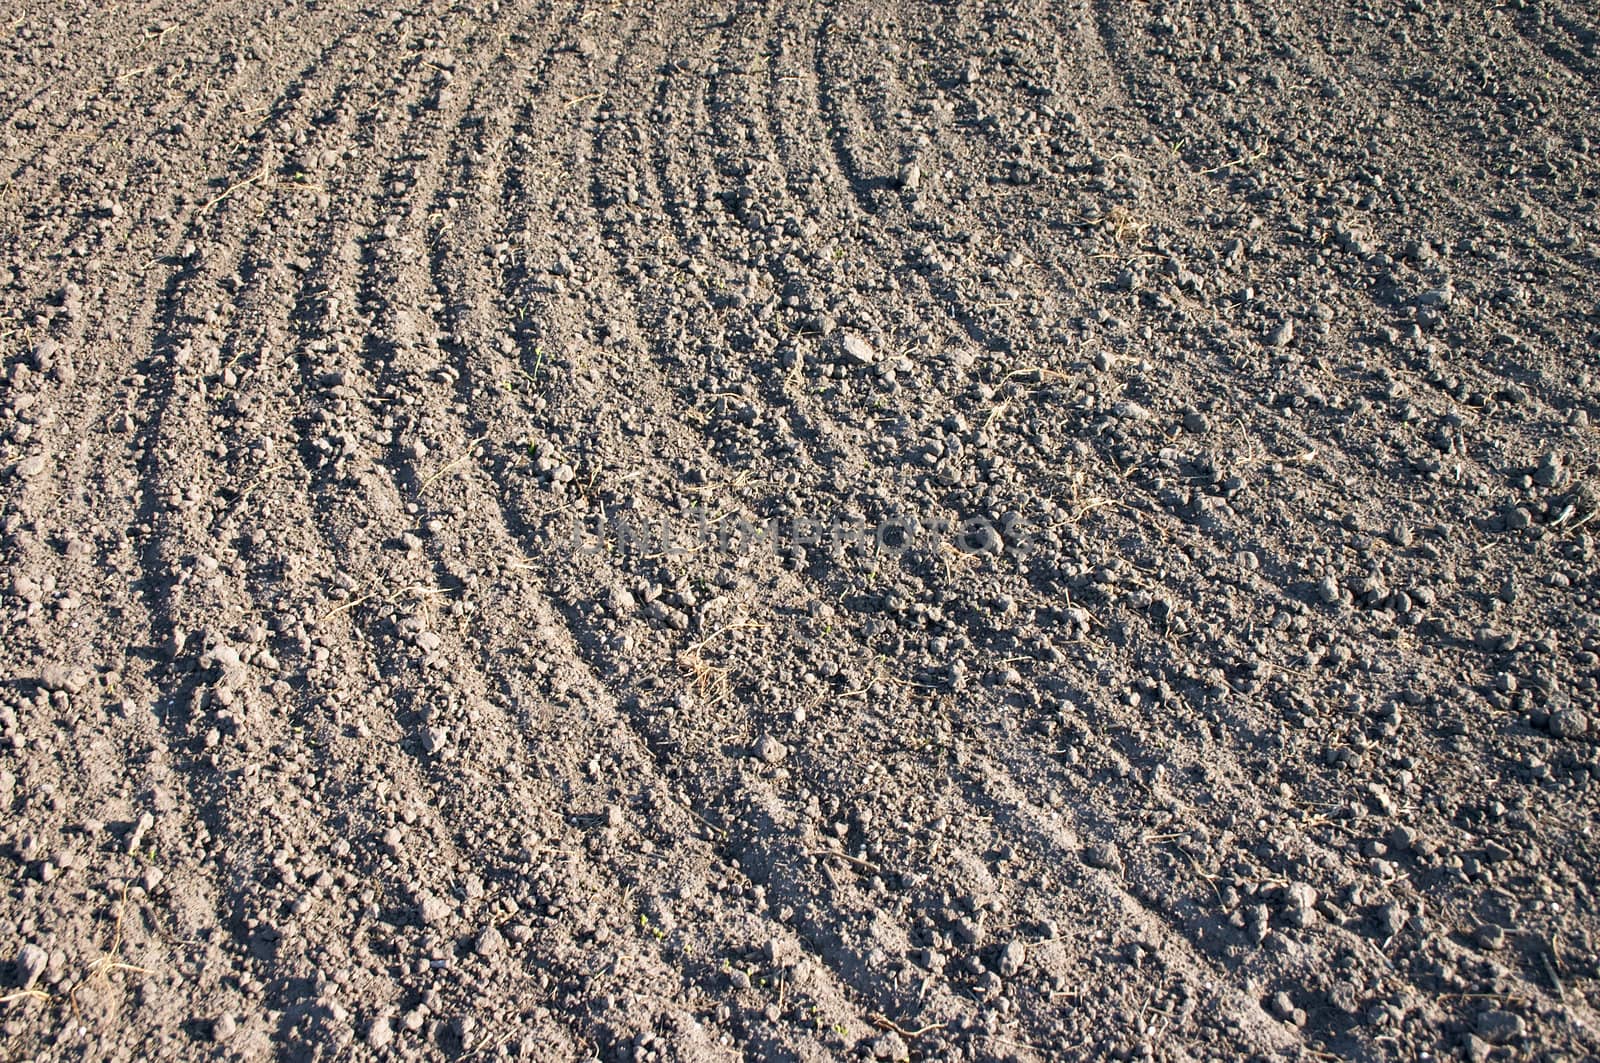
[3,0,1600,1060]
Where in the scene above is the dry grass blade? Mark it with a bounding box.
[199,166,269,215]
[676,650,731,706]
[0,989,49,1007]
[869,1012,947,1038]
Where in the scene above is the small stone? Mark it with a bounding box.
[474,925,505,957]
[1534,452,1563,488]
[211,1013,238,1042]
[1373,902,1406,937]
[15,943,47,990]
[840,332,876,366]
[1266,320,1294,347]
[1083,842,1121,870]
[30,338,60,370]
[417,894,450,926]
[1283,882,1318,927]
[366,1016,395,1048]
[1113,400,1151,422]
[753,735,787,764]
[38,664,90,694]
[606,585,636,616]
[13,454,47,479]
[1270,991,1297,1020]
[1475,1009,1526,1044]
[1549,707,1589,739]
[997,938,1026,976]
[126,811,154,853]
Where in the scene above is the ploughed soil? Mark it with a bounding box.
[3,0,1600,1059]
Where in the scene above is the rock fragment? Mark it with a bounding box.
[1283,882,1318,928]
[211,1013,238,1042]
[474,925,505,957]
[1475,1009,1526,1044]
[366,1016,395,1048]
[839,333,876,366]
[15,943,47,990]
[1549,707,1589,739]
[753,735,787,764]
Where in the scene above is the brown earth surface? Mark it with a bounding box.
[3,0,1600,1059]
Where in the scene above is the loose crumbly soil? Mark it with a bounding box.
[3,1,1600,1060]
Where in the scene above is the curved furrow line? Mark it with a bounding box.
[0,0,430,868]
[264,6,798,1055]
[452,9,913,1052]
[808,5,878,219]
[89,2,598,1050]
[403,28,906,1063]
[385,8,985,1050]
[0,0,348,250]
[586,14,958,1050]
[239,0,617,1025]
[420,154,887,1063]
[0,0,404,589]
[541,9,1122,1045]
[0,2,504,1050]
[122,3,441,683]
[801,3,1059,367]
[1511,0,1600,82]
[693,0,882,488]
[749,6,1579,1055]
[0,1,387,690]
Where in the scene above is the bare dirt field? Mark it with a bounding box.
[3,0,1600,1059]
